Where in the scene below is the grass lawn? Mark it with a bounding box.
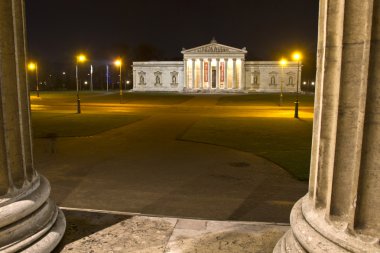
[30,91,194,105]
[31,91,314,180]
[32,112,143,138]
[181,117,313,180]
[217,93,315,107]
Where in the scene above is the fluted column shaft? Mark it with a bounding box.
[183,59,188,89]
[0,0,65,252]
[216,59,220,91]
[208,58,212,91]
[224,58,228,89]
[0,0,35,196]
[232,58,237,89]
[241,59,245,90]
[192,59,195,90]
[200,59,204,90]
[275,0,380,252]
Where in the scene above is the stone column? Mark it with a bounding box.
[208,58,212,91]
[200,59,204,90]
[216,59,220,91]
[184,59,188,90]
[192,59,195,90]
[241,59,246,91]
[274,0,380,252]
[232,58,237,89]
[0,0,66,252]
[224,58,228,90]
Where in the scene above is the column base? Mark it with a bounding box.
[274,196,380,253]
[0,176,66,253]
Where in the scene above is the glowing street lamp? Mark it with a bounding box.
[28,62,39,97]
[114,58,123,104]
[279,58,288,106]
[292,51,302,118]
[76,54,87,113]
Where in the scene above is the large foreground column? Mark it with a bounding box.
[0,0,66,252]
[274,0,380,252]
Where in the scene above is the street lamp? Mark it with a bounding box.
[114,58,123,104]
[76,54,87,114]
[28,62,39,97]
[279,58,288,106]
[292,52,302,118]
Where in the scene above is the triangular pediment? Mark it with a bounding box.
[182,40,247,54]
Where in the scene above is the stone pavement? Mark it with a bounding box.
[55,208,289,253]
[34,95,308,223]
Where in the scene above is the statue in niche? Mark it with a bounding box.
[172,75,177,84]
[156,75,161,85]
[139,75,144,85]
[271,76,276,85]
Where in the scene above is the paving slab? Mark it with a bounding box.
[56,208,288,253]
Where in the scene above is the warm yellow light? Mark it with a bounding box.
[28,62,36,71]
[279,58,288,66]
[77,54,87,63]
[292,52,302,61]
[114,59,122,67]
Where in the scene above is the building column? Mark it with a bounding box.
[208,58,212,92]
[192,59,195,90]
[200,59,204,90]
[0,0,66,252]
[241,59,245,91]
[274,0,380,252]
[232,58,237,89]
[184,59,188,90]
[216,59,220,91]
[224,58,228,90]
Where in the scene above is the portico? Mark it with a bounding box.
[182,39,246,92]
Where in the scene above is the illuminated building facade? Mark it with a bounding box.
[132,39,301,93]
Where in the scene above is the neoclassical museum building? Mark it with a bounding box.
[132,39,302,93]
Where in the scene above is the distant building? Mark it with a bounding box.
[132,39,301,93]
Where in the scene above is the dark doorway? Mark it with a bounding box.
[212,69,216,88]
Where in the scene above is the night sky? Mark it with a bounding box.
[25,0,320,81]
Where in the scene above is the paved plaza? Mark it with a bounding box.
[32,93,309,224]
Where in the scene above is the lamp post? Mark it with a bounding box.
[106,65,109,92]
[76,54,87,114]
[114,58,122,104]
[292,52,302,118]
[90,65,93,92]
[279,58,288,106]
[28,62,39,97]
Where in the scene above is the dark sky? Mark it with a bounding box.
[25,0,320,79]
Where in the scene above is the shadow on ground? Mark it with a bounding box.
[53,209,132,252]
